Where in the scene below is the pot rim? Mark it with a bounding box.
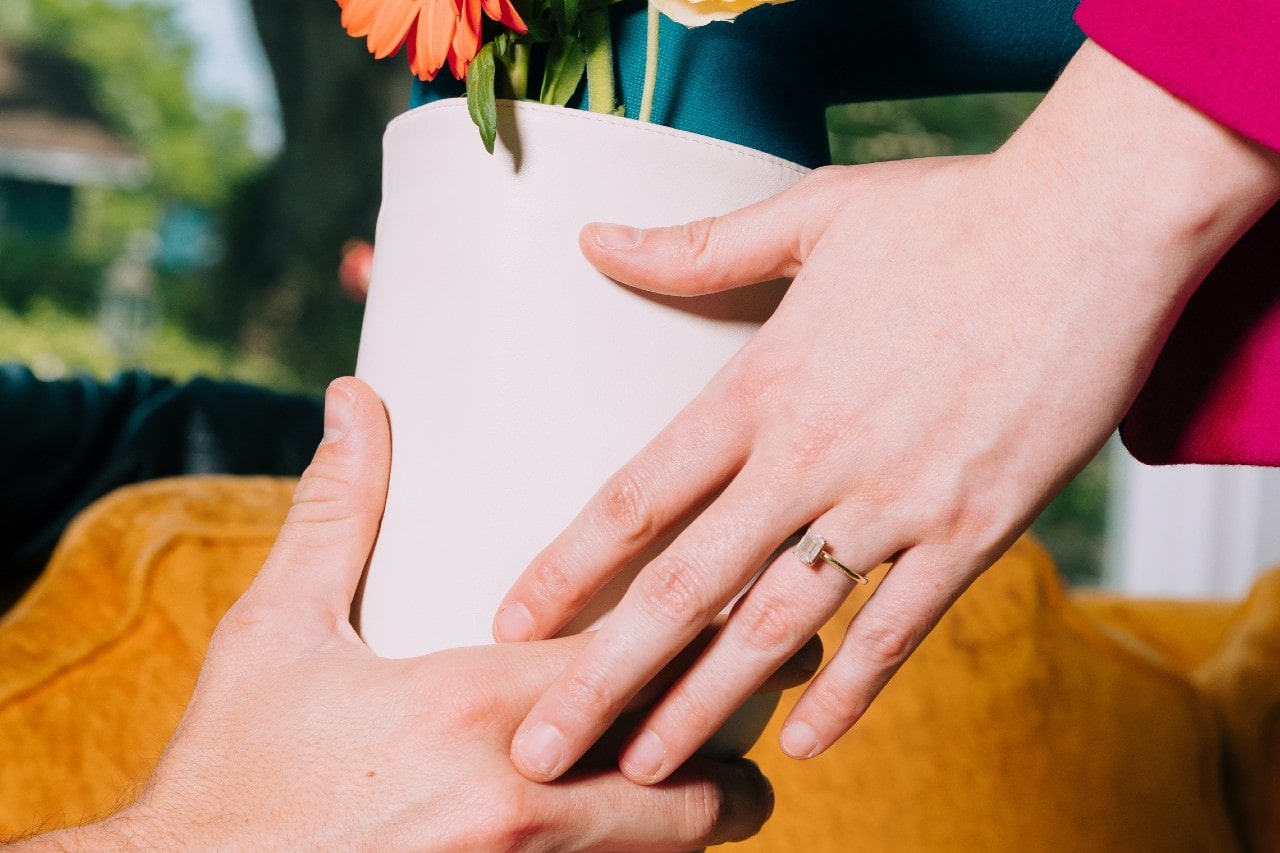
[387,96,811,177]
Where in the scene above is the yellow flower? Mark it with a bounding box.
[649,0,792,27]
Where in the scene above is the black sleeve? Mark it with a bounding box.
[0,363,322,610]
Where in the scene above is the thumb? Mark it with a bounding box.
[579,168,850,296]
[250,377,391,622]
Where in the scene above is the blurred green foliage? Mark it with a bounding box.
[0,234,102,313]
[0,0,294,389]
[1031,451,1109,585]
[828,93,1044,164]
[2,0,262,211]
[0,298,303,389]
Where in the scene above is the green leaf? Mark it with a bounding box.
[466,44,498,155]
[523,18,555,42]
[550,0,580,31]
[539,34,587,107]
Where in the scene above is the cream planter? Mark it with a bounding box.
[355,98,807,757]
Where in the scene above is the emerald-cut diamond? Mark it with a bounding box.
[795,530,825,566]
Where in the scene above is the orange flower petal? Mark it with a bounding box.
[415,0,457,82]
[341,0,380,38]
[450,0,482,75]
[447,48,469,82]
[482,0,527,33]
[405,20,428,80]
[369,0,422,59]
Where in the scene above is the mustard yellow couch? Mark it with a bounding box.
[1,476,1277,851]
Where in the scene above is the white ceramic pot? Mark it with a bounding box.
[355,98,807,756]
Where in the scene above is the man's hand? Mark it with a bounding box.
[14,378,777,852]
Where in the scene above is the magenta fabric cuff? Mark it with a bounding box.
[1075,0,1280,153]
[1121,206,1280,466]
[1075,0,1280,467]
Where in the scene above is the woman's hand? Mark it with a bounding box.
[494,40,1280,785]
[14,378,782,853]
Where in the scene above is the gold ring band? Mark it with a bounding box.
[795,529,869,584]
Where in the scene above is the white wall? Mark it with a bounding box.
[1105,438,1280,599]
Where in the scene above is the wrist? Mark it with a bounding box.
[996,39,1280,306]
[3,808,163,852]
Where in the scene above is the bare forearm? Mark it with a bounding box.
[999,39,1280,314]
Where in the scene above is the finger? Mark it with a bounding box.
[509,467,810,782]
[778,544,974,759]
[425,632,594,706]
[754,632,825,694]
[623,624,824,714]
[248,377,392,623]
[534,758,774,852]
[581,631,824,767]
[579,168,852,296]
[618,514,891,783]
[493,389,749,643]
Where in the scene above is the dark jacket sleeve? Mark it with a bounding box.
[0,363,321,610]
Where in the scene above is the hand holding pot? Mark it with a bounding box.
[495,40,1280,784]
[11,379,783,853]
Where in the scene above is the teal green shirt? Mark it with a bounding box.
[412,0,1085,167]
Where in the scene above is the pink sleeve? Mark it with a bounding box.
[1074,0,1280,153]
[1075,0,1280,466]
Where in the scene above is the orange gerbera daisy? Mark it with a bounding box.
[338,0,527,82]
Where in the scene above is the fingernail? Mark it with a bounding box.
[322,382,355,444]
[780,721,819,759]
[592,223,642,250]
[493,603,535,642]
[514,723,565,778]
[622,729,666,782]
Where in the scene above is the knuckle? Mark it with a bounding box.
[596,469,656,546]
[563,664,626,720]
[528,554,588,612]
[780,407,849,474]
[286,468,350,524]
[805,676,861,726]
[720,352,794,415]
[735,595,805,659]
[439,680,504,732]
[636,554,717,632]
[665,691,718,742]
[676,217,716,267]
[486,784,547,853]
[852,611,921,672]
[913,465,1012,554]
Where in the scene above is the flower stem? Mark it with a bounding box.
[583,8,615,114]
[638,4,660,122]
[510,43,530,100]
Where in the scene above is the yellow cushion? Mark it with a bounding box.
[0,477,1260,851]
[736,537,1241,853]
[1074,592,1240,673]
[0,476,293,836]
[1195,569,1280,852]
